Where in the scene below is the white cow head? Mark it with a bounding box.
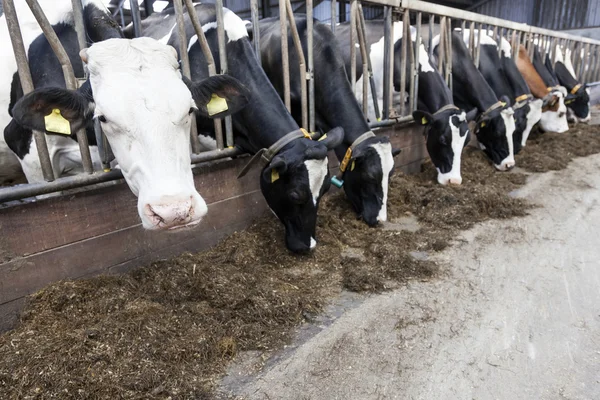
[11,37,250,230]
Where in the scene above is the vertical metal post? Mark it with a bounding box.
[2,0,54,181]
[580,43,590,81]
[446,17,453,93]
[25,0,93,174]
[284,0,308,130]
[382,6,391,120]
[215,0,234,147]
[355,4,369,116]
[413,11,421,112]
[387,12,394,117]
[429,14,434,59]
[399,11,408,117]
[70,0,87,63]
[143,0,154,16]
[474,22,482,68]
[469,21,475,58]
[331,0,337,33]
[251,0,261,64]
[460,19,465,36]
[130,0,143,37]
[406,11,415,114]
[350,0,357,95]
[307,0,315,133]
[279,0,291,111]
[358,3,380,120]
[173,0,203,153]
[438,16,446,73]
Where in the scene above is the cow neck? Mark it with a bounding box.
[532,49,558,87]
[500,55,531,100]
[225,40,300,152]
[417,70,454,113]
[479,45,515,100]
[554,62,578,92]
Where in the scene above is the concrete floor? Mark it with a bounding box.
[219,152,600,400]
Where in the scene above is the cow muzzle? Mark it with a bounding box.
[142,195,206,230]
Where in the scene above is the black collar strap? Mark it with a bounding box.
[237,128,311,179]
[339,131,376,173]
[433,104,460,115]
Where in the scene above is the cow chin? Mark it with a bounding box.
[284,223,316,253]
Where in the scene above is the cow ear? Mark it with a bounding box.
[465,108,479,122]
[392,148,401,157]
[412,110,434,126]
[263,155,288,184]
[11,86,93,136]
[318,126,344,150]
[186,75,250,119]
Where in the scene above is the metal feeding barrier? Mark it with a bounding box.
[1,0,599,203]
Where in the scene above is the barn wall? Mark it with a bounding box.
[0,122,427,332]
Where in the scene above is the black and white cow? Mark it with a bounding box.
[461,31,542,153]
[254,16,395,226]
[334,20,471,185]
[434,32,516,171]
[4,0,250,230]
[530,46,570,132]
[135,5,344,252]
[554,45,590,123]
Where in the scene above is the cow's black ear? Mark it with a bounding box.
[499,95,511,107]
[392,148,401,157]
[319,126,344,150]
[11,87,93,135]
[186,75,250,119]
[412,110,434,126]
[466,108,479,122]
[262,155,288,184]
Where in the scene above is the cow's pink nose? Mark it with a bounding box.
[144,196,194,229]
[448,177,462,185]
[503,161,515,170]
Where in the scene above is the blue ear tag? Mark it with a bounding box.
[331,176,344,188]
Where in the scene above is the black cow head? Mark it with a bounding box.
[474,98,516,171]
[260,127,344,253]
[511,103,530,155]
[564,84,590,121]
[413,108,471,185]
[338,136,398,227]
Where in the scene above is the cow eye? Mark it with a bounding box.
[98,115,107,123]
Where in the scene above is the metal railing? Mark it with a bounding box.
[1,0,599,204]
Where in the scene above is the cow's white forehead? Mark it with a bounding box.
[305,158,328,206]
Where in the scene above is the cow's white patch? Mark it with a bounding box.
[159,23,176,44]
[222,9,249,42]
[540,91,569,133]
[188,35,198,51]
[418,43,434,73]
[86,37,207,229]
[522,99,543,146]
[496,108,516,171]
[310,237,317,249]
[499,37,513,58]
[437,112,467,185]
[554,44,565,64]
[371,141,393,222]
[565,48,577,78]
[304,158,328,206]
[461,29,498,48]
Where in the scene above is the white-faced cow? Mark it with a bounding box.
[460,31,542,152]
[434,32,516,171]
[4,0,250,230]
[133,5,344,253]
[515,44,569,133]
[554,45,590,123]
[253,16,396,226]
[334,20,471,186]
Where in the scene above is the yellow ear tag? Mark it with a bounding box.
[44,108,71,135]
[421,117,428,125]
[271,169,279,183]
[206,94,228,116]
[480,121,486,128]
[350,160,356,171]
[318,133,328,141]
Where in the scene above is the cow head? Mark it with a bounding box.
[413,108,470,185]
[11,37,249,231]
[539,89,569,133]
[260,128,344,253]
[338,136,397,226]
[474,100,516,171]
[564,84,590,122]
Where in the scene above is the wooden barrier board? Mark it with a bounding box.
[0,123,426,331]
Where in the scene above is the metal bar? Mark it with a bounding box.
[581,43,590,81]
[1,0,54,182]
[382,6,391,120]
[279,0,291,111]
[407,11,415,114]
[251,0,261,64]
[429,15,435,59]
[469,20,475,58]
[439,17,446,73]
[413,11,421,112]
[358,3,381,120]
[475,22,482,68]
[143,0,154,16]
[355,3,369,116]
[0,148,242,204]
[387,12,394,117]
[331,0,336,33]
[399,11,409,116]
[25,0,93,174]
[129,0,143,37]
[173,0,202,153]
[307,0,315,133]
[70,0,87,66]
[285,0,308,130]
[215,0,234,148]
[446,16,453,93]
[350,0,357,95]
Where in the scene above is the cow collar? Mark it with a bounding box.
[237,128,312,178]
[433,104,460,115]
[513,94,533,110]
[339,131,376,173]
[479,100,506,120]
[571,83,582,94]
